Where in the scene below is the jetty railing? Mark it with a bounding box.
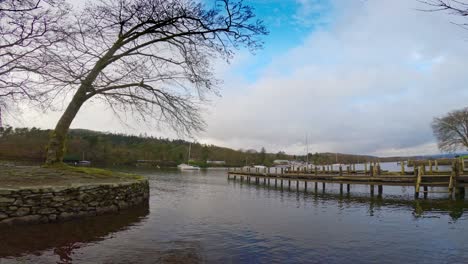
[227,159,468,199]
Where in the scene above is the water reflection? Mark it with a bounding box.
[0,203,149,261]
[229,178,468,221]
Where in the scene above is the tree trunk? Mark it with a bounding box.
[45,87,88,165]
[44,42,121,165]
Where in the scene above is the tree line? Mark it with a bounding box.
[0,127,382,166]
[0,127,278,166]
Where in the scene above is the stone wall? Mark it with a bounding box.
[0,180,149,225]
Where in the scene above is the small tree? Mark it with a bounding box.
[201,145,210,163]
[37,0,267,164]
[432,107,468,152]
[259,147,266,165]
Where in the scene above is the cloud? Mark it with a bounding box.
[293,0,332,27]
[201,0,468,156]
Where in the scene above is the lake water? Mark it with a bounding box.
[1,168,468,263]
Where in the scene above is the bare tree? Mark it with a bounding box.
[0,0,69,107]
[39,0,267,164]
[421,2,468,151]
[432,107,468,152]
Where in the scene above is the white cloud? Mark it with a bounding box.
[200,0,468,156]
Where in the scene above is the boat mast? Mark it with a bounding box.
[306,134,309,167]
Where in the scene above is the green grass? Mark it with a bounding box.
[43,163,145,181]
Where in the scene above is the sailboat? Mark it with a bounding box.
[177,142,200,170]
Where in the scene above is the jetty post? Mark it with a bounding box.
[415,166,422,199]
[369,164,375,196]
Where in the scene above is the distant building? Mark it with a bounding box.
[273,160,290,165]
[207,160,226,165]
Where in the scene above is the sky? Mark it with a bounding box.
[8,0,468,157]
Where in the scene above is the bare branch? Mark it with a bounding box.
[0,0,70,108]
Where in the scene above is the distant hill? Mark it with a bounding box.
[0,127,459,166]
[0,127,287,166]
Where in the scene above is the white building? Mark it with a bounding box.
[207,160,226,165]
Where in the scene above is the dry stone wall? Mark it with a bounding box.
[0,180,149,225]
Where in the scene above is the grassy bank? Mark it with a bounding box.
[0,163,145,189]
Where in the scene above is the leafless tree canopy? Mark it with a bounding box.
[41,0,267,164]
[419,0,468,28]
[432,107,468,152]
[0,0,68,108]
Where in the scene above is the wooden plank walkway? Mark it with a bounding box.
[227,160,468,199]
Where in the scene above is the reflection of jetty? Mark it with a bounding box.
[229,179,467,220]
[227,159,468,199]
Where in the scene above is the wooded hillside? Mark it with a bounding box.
[0,127,380,166]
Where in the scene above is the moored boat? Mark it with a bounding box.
[177,163,200,170]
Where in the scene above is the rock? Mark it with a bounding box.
[15,207,30,217]
[58,212,75,220]
[13,199,23,206]
[52,196,70,202]
[39,215,49,223]
[58,211,90,220]
[50,202,63,208]
[24,199,39,206]
[0,215,42,225]
[0,189,12,195]
[48,214,57,221]
[0,197,15,203]
[0,212,8,219]
[38,208,57,215]
[79,193,94,203]
[117,201,129,209]
[96,205,118,215]
[65,200,82,208]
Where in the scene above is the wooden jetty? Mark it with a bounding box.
[227,159,468,199]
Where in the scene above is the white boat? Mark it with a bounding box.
[178,142,200,170]
[177,163,200,170]
[78,160,91,166]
